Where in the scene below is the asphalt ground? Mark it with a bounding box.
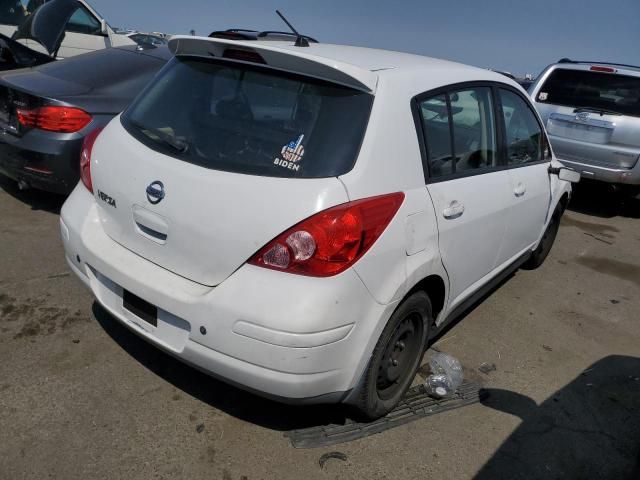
[1,177,639,479]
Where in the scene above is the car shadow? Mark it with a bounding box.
[92,302,350,432]
[475,355,640,480]
[0,174,65,214]
[568,181,640,219]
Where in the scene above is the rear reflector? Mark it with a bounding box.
[23,165,52,175]
[248,193,405,277]
[80,127,104,193]
[222,48,266,64]
[590,66,616,73]
[17,106,92,133]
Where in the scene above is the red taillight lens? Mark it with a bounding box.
[16,106,92,133]
[79,127,104,193]
[248,192,405,277]
[222,48,266,64]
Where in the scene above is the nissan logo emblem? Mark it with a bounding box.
[146,181,165,204]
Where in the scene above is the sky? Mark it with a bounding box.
[91,0,639,77]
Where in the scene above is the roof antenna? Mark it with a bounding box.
[276,10,309,47]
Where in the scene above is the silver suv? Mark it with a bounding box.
[530,59,640,199]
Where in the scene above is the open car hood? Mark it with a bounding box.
[12,0,80,57]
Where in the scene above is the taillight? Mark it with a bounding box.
[16,106,92,133]
[248,193,405,277]
[80,127,104,193]
[222,48,266,64]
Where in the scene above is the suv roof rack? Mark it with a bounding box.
[208,29,318,44]
[558,58,640,70]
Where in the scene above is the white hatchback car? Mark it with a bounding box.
[60,35,577,420]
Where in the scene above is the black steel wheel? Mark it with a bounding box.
[350,291,431,421]
[376,313,423,401]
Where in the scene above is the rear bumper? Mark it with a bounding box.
[0,130,82,195]
[60,185,397,403]
[555,156,640,186]
[549,135,640,186]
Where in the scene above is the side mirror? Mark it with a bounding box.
[558,167,581,183]
[100,19,108,35]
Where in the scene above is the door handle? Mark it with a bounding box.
[514,182,526,197]
[443,201,465,219]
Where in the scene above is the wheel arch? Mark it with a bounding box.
[405,274,446,324]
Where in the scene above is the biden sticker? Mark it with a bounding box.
[274,134,305,171]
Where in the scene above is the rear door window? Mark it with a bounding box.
[65,4,102,35]
[420,94,453,177]
[449,88,497,173]
[418,86,497,178]
[537,68,640,118]
[499,89,545,165]
[122,57,373,178]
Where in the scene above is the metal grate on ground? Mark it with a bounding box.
[285,381,487,448]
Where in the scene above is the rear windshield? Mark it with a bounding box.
[537,68,640,117]
[121,57,373,178]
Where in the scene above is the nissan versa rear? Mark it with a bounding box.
[61,36,573,419]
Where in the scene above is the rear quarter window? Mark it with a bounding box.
[121,57,373,178]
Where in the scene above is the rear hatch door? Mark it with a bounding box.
[535,67,640,169]
[90,52,373,286]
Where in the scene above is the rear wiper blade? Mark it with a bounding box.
[129,120,189,153]
[574,107,623,116]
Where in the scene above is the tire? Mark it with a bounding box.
[522,202,563,270]
[350,291,432,421]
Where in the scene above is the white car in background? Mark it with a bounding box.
[0,0,134,58]
[60,35,577,420]
[126,31,168,47]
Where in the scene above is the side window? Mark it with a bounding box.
[418,87,497,178]
[420,94,453,177]
[449,88,497,173]
[66,5,102,35]
[499,89,545,165]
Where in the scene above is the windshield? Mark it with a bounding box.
[537,68,640,117]
[121,57,373,178]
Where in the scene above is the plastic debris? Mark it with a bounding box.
[318,451,348,469]
[424,353,463,398]
[479,362,497,374]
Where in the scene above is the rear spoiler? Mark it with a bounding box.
[168,36,378,93]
